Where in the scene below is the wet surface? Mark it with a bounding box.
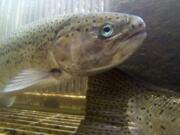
[0,108,83,135]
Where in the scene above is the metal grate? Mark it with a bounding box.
[0,108,83,135]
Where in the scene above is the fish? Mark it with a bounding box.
[75,68,180,135]
[0,12,146,107]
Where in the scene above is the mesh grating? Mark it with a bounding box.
[0,108,83,135]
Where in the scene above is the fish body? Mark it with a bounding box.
[0,12,146,107]
[75,69,180,135]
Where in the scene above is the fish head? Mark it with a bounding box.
[53,12,147,75]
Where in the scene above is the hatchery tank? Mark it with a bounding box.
[0,0,179,135]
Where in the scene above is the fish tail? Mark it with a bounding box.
[0,94,16,107]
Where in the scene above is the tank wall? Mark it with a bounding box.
[0,0,110,37]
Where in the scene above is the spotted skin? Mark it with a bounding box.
[0,12,146,93]
[75,69,180,135]
[0,16,67,86]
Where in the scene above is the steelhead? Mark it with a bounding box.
[0,12,146,107]
[75,69,180,135]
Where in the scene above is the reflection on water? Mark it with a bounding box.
[0,108,83,135]
[15,90,86,115]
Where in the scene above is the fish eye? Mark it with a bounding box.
[100,24,114,38]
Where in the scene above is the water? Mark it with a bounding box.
[110,0,180,92]
[0,0,110,37]
[0,0,179,134]
[0,0,109,134]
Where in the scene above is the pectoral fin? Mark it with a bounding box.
[0,68,64,107]
[3,70,51,93]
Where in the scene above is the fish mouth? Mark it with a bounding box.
[110,29,146,43]
[125,29,146,41]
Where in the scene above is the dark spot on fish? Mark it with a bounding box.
[85,28,89,32]
[65,34,69,38]
[77,21,80,23]
[146,109,150,113]
[149,125,153,129]
[85,19,88,22]
[31,55,34,59]
[131,24,135,29]
[130,99,134,103]
[171,118,176,122]
[160,125,166,130]
[141,107,145,110]
[116,17,120,19]
[136,116,141,121]
[76,28,80,32]
[6,60,10,64]
[93,20,96,23]
[159,109,164,115]
[163,98,166,102]
[108,17,112,20]
[56,34,61,39]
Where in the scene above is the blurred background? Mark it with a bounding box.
[0,0,179,134]
[110,0,180,92]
